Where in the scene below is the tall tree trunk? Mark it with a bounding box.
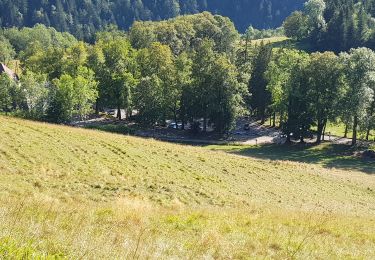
[181,109,185,130]
[260,109,265,125]
[173,110,178,129]
[352,116,358,146]
[180,102,185,130]
[117,104,122,120]
[316,121,324,144]
[316,118,327,144]
[279,112,284,128]
[95,100,99,115]
[366,101,374,140]
[244,34,249,63]
[300,125,305,144]
[272,112,276,127]
[344,124,348,138]
[126,108,132,119]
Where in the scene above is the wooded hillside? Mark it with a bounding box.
[0,0,304,39]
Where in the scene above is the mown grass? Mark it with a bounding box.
[249,37,316,52]
[250,36,289,46]
[0,116,374,258]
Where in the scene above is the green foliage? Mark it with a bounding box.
[266,48,313,141]
[0,74,15,113]
[129,12,239,55]
[188,40,245,132]
[0,35,15,63]
[283,11,309,40]
[266,48,307,122]
[23,44,65,80]
[248,43,272,122]
[244,26,284,41]
[3,24,77,53]
[93,36,138,119]
[47,66,98,122]
[283,53,313,142]
[305,52,345,143]
[266,47,375,144]
[134,75,165,125]
[304,0,326,29]
[340,48,375,144]
[134,42,177,124]
[283,0,375,52]
[134,42,189,126]
[20,71,49,119]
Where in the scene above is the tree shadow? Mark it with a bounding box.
[221,143,375,174]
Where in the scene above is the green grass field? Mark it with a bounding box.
[247,37,316,53]
[250,36,289,46]
[324,122,375,140]
[0,116,374,258]
[261,118,375,141]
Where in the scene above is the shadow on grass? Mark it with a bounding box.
[84,124,136,135]
[82,124,374,174]
[211,143,375,174]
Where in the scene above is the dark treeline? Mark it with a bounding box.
[0,11,374,144]
[0,0,304,39]
[284,0,375,52]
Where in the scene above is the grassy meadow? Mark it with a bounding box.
[0,116,374,259]
[247,37,316,53]
[250,36,289,46]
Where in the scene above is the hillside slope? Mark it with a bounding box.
[1,116,374,211]
[0,116,374,258]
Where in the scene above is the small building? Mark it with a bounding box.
[0,63,19,81]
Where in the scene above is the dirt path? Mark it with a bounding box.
[135,121,284,145]
[73,117,373,147]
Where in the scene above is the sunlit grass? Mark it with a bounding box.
[250,36,289,46]
[324,122,375,140]
[0,116,374,258]
[1,196,375,259]
[260,118,375,140]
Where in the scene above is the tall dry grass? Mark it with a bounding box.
[1,195,375,259]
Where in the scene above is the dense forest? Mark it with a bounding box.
[283,0,375,52]
[0,0,304,39]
